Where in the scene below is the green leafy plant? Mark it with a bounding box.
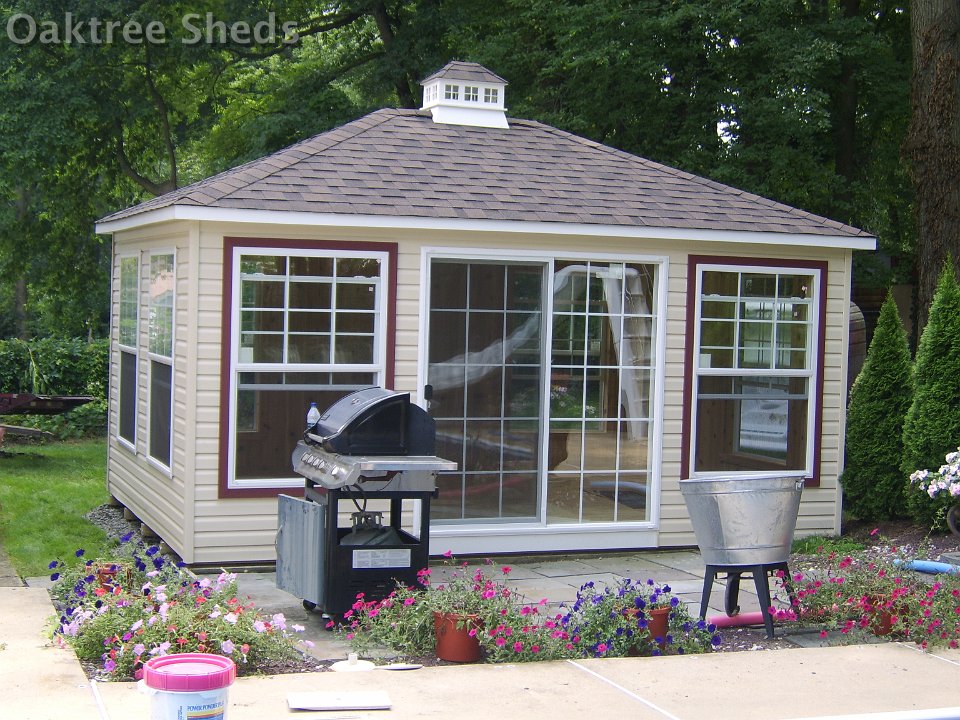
[341,575,437,659]
[901,261,960,527]
[779,536,929,642]
[841,292,913,519]
[342,560,516,659]
[559,578,721,657]
[343,565,722,663]
[49,538,311,679]
[0,337,108,437]
[909,446,960,529]
[792,534,865,555]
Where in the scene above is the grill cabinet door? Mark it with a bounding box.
[276,494,325,607]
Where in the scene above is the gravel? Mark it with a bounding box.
[84,504,144,542]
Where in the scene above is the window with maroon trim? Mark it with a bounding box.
[685,259,824,480]
[225,246,390,490]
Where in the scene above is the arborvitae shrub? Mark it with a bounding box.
[840,294,913,519]
[901,262,960,527]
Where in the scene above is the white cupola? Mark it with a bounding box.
[420,61,509,129]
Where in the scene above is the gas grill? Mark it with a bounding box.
[276,388,455,616]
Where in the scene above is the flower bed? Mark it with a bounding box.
[775,533,960,648]
[340,558,722,662]
[48,537,314,680]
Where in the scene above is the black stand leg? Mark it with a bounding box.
[699,565,718,620]
[698,562,792,639]
[751,565,776,639]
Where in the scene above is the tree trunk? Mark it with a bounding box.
[904,0,960,330]
[370,1,416,108]
[832,0,860,210]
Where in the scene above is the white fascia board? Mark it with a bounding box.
[95,204,877,250]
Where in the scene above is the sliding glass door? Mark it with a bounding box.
[426,257,659,528]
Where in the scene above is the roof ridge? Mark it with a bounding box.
[516,118,866,236]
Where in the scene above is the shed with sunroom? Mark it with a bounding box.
[95,62,875,566]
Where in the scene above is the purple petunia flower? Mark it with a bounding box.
[221,640,235,654]
[50,572,60,581]
[75,549,85,557]
[48,560,59,569]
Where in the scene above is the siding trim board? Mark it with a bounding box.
[680,255,828,486]
[217,236,399,499]
[96,207,876,251]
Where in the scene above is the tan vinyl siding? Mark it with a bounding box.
[107,227,191,559]
[107,219,854,563]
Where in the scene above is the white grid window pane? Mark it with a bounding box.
[119,257,138,347]
[148,254,174,358]
[693,267,816,474]
[231,249,386,487]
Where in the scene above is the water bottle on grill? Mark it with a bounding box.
[306,402,320,430]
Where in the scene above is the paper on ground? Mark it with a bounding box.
[287,690,391,711]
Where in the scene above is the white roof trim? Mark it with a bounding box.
[95,205,876,250]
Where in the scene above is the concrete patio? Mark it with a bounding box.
[3,547,960,719]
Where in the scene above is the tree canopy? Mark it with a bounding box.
[0,0,932,339]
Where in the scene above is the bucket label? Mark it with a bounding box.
[181,701,224,720]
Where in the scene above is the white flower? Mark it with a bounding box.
[224,612,239,625]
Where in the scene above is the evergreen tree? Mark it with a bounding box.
[841,294,913,519]
[901,261,960,526]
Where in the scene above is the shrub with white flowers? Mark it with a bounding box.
[910,446,960,504]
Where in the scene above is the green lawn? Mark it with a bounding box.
[0,438,116,576]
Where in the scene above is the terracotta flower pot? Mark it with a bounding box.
[867,596,898,637]
[95,564,120,590]
[646,605,671,648]
[624,604,672,653]
[433,611,482,662]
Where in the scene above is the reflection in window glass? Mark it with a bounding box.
[231,249,386,486]
[149,254,174,358]
[547,262,657,524]
[693,266,816,475]
[428,258,659,526]
[119,257,138,347]
[147,253,174,468]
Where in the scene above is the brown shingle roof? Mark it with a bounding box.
[98,108,870,238]
[421,61,509,86]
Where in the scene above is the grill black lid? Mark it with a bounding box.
[305,387,435,456]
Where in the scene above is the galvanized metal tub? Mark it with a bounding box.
[680,475,805,566]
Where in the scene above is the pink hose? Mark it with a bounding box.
[707,611,766,628]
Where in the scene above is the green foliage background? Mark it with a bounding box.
[0,0,916,340]
[841,293,913,519]
[0,338,108,437]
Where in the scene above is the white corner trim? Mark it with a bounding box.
[95,205,877,250]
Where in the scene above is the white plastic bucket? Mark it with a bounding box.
[141,653,236,720]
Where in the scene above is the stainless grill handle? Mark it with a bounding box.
[303,430,329,446]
